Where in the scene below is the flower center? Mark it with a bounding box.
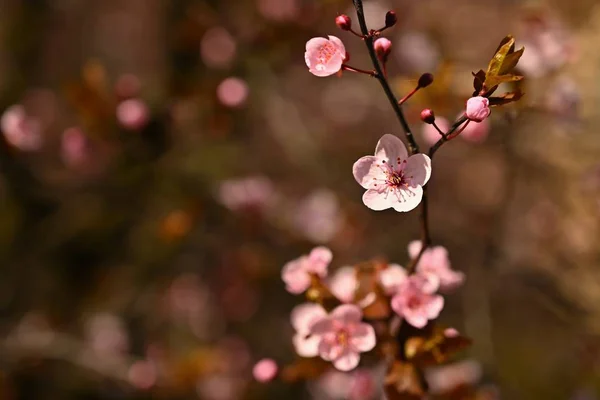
[335,329,349,347]
[386,171,407,188]
[317,43,337,64]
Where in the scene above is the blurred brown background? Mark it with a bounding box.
[0,0,599,399]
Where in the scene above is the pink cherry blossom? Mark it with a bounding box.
[390,275,444,328]
[421,117,449,147]
[374,38,392,61]
[291,303,327,357]
[329,266,357,303]
[252,358,278,382]
[1,105,42,151]
[282,247,333,294]
[116,98,149,130]
[310,304,376,371]
[408,240,464,292]
[305,36,346,77]
[378,264,407,295]
[61,127,88,168]
[352,134,431,212]
[465,96,491,123]
[459,117,490,144]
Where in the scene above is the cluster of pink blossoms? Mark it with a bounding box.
[281,242,464,371]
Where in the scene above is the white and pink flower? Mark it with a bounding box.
[305,36,346,77]
[378,263,407,295]
[328,266,357,303]
[353,134,431,212]
[465,96,491,123]
[310,304,376,371]
[390,275,444,329]
[291,303,327,357]
[408,241,464,292]
[282,247,333,294]
[1,105,42,151]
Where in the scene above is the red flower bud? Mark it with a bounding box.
[335,15,352,31]
[385,11,397,28]
[420,109,435,124]
[374,38,392,62]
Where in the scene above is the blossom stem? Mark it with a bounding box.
[342,64,377,77]
[351,0,419,155]
[349,28,366,39]
[398,87,418,106]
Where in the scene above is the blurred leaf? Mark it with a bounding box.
[383,361,425,400]
[354,260,392,320]
[404,326,472,367]
[488,89,525,106]
[472,70,486,94]
[484,35,525,91]
[484,74,523,89]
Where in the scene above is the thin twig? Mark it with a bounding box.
[351,0,419,155]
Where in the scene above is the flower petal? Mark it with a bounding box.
[305,37,329,52]
[330,304,362,324]
[374,134,408,162]
[310,317,335,335]
[403,310,428,329]
[332,350,360,372]
[282,259,311,294]
[329,266,357,303]
[350,323,376,353]
[291,303,327,333]
[328,35,346,56]
[379,264,407,295]
[293,332,320,357]
[391,186,423,212]
[425,295,444,319]
[405,153,431,187]
[362,188,393,211]
[407,240,423,259]
[318,334,342,361]
[352,156,385,189]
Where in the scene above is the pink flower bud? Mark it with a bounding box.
[253,358,278,383]
[335,15,352,31]
[465,96,491,122]
[420,108,435,124]
[385,11,397,28]
[116,98,149,130]
[374,38,392,62]
[418,73,434,88]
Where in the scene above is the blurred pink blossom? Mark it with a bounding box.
[545,76,580,118]
[61,127,88,168]
[409,240,464,292]
[252,358,278,382]
[1,105,42,151]
[291,189,343,243]
[282,246,332,294]
[311,367,382,400]
[378,263,407,295]
[352,134,431,212]
[310,304,376,371]
[200,27,237,69]
[216,77,249,108]
[459,117,490,144]
[116,98,149,130]
[305,36,346,77]
[465,97,491,122]
[85,313,129,359]
[329,266,357,303]
[349,369,377,400]
[394,31,440,73]
[421,117,449,147]
[217,175,276,212]
[391,275,444,328]
[425,360,482,394]
[128,360,157,390]
[257,0,299,22]
[291,303,327,357]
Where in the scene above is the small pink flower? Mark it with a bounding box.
[282,247,333,294]
[408,240,464,292]
[459,117,490,144]
[116,98,149,130]
[291,303,327,357]
[1,105,42,151]
[252,358,278,382]
[200,27,237,69]
[378,264,407,295]
[310,304,376,371]
[61,127,88,168]
[305,36,346,77]
[391,275,444,328]
[353,134,431,212]
[217,175,276,212]
[421,117,449,147]
[329,266,357,303]
[465,96,491,123]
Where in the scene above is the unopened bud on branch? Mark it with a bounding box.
[418,73,434,88]
[385,11,397,28]
[374,38,392,63]
[335,15,352,31]
[420,109,436,124]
